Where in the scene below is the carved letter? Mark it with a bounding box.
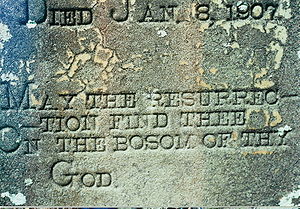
[110,0,129,22]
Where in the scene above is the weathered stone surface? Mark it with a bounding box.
[0,0,299,206]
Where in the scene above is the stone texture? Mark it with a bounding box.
[0,0,299,206]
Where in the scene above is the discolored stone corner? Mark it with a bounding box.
[0,0,299,206]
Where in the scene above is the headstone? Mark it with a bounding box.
[0,0,299,206]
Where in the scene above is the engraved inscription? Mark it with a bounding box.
[51,160,112,187]
[180,110,245,127]
[0,86,289,157]
[0,0,297,204]
[109,0,280,23]
[16,1,282,26]
[113,134,193,151]
[48,8,93,26]
[57,137,106,153]
[41,115,96,133]
[226,2,279,21]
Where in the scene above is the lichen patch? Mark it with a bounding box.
[1,192,26,205]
